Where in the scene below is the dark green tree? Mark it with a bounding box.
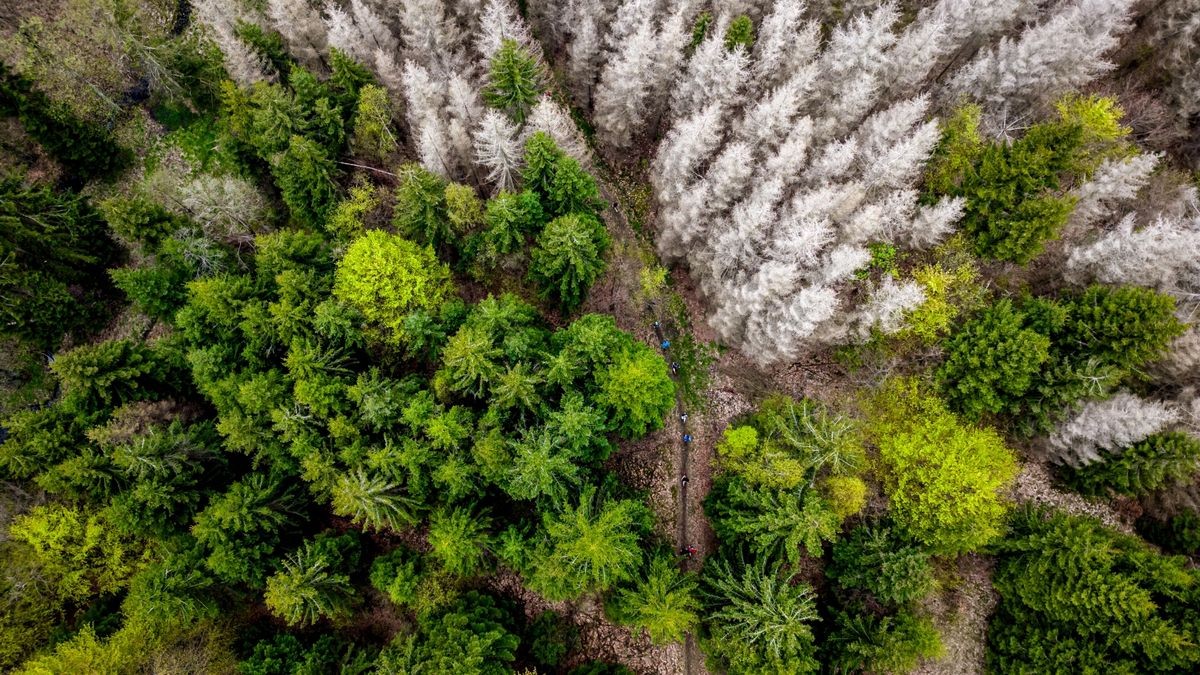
[937,299,1050,420]
[988,507,1200,673]
[0,62,131,179]
[375,592,519,675]
[706,477,841,564]
[393,163,453,249]
[1068,432,1200,496]
[51,339,185,414]
[925,106,1081,263]
[1064,285,1183,371]
[724,16,755,51]
[827,524,936,606]
[529,213,610,311]
[482,39,544,122]
[98,196,185,250]
[191,474,305,587]
[0,176,120,344]
[272,134,338,228]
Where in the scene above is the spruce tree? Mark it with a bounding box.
[482,39,543,123]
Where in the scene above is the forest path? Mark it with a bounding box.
[587,166,720,675]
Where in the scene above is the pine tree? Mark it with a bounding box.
[504,428,580,503]
[428,506,491,576]
[1069,432,1200,496]
[267,0,328,71]
[529,213,610,311]
[669,30,750,123]
[752,0,819,90]
[350,84,398,163]
[272,135,338,228]
[707,477,841,564]
[525,96,592,167]
[1065,214,1200,291]
[652,103,726,208]
[701,555,820,673]
[473,110,523,192]
[527,487,648,601]
[331,469,422,532]
[564,1,604,108]
[592,21,658,150]
[1045,392,1180,467]
[1069,153,1160,227]
[609,552,700,645]
[398,0,467,74]
[323,0,398,67]
[989,508,1199,672]
[828,525,936,606]
[482,39,544,122]
[476,0,538,64]
[264,539,356,625]
[194,0,276,85]
[947,0,1136,110]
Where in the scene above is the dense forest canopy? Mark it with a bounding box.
[0,0,1198,673]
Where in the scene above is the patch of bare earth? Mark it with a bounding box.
[913,554,997,675]
[1008,460,1135,534]
[488,570,684,674]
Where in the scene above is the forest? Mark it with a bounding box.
[0,0,1198,673]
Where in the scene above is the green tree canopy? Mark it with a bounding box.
[988,508,1200,673]
[867,379,1019,554]
[482,39,544,122]
[333,230,455,345]
[264,534,359,626]
[596,342,675,438]
[529,212,610,311]
[527,486,650,601]
[701,555,820,674]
